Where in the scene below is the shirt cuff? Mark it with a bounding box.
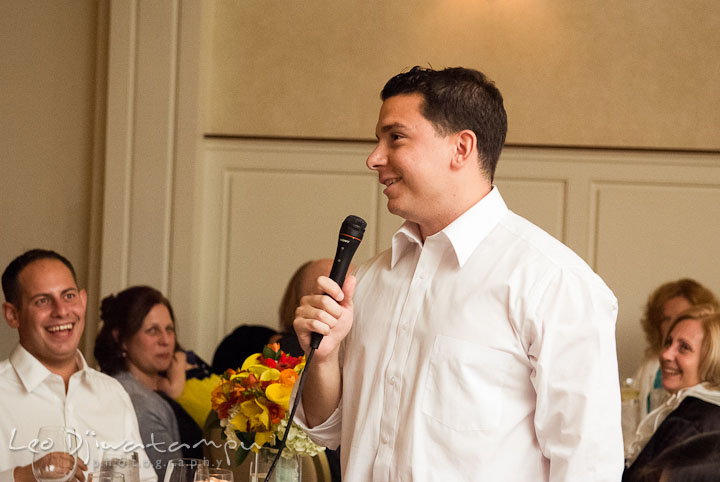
[293,395,343,450]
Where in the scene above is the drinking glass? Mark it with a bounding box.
[163,458,209,482]
[101,449,140,482]
[206,468,233,482]
[87,471,125,482]
[249,448,301,482]
[32,426,79,482]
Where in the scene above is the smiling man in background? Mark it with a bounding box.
[0,249,156,482]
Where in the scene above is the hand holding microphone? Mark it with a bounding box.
[310,215,367,349]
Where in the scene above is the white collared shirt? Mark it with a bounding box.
[298,187,623,481]
[0,345,157,482]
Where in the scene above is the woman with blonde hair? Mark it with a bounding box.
[624,305,720,481]
[632,279,719,419]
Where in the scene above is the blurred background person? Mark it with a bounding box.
[624,305,720,480]
[211,324,278,374]
[94,286,202,479]
[276,259,334,357]
[632,279,719,420]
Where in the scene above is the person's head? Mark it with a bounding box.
[660,305,720,393]
[636,431,720,482]
[641,279,719,356]
[378,66,506,182]
[1,249,86,372]
[94,285,177,376]
[367,66,506,238]
[278,259,334,332]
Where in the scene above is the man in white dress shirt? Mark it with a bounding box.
[293,66,624,481]
[0,249,157,482]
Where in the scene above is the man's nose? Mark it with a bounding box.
[52,298,69,317]
[366,144,386,170]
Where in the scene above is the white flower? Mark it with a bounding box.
[273,417,325,458]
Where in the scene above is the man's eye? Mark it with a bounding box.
[35,298,48,306]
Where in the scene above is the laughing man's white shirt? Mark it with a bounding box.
[0,345,157,482]
[297,187,624,481]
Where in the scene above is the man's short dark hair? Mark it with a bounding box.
[1,249,78,306]
[381,66,507,181]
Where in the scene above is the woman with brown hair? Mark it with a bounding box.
[94,286,203,479]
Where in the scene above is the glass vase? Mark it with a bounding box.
[249,448,301,482]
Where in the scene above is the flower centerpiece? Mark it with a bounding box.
[211,343,325,466]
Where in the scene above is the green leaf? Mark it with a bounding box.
[234,446,251,465]
[262,344,280,360]
[233,431,256,465]
[203,410,222,431]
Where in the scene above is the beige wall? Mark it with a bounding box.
[0,0,104,358]
[194,139,720,381]
[3,0,720,385]
[208,0,720,150]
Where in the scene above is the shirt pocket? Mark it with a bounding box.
[422,334,508,432]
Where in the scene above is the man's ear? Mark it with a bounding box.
[3,302,20,329]
[451,129,477,170]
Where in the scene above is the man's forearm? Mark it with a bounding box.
[301,349,342,427]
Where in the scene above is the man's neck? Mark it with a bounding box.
[418,183,493,242]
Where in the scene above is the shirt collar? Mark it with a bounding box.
[10,344,87,392]
[390,186,508,268]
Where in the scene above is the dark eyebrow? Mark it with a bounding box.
[379,122,409,134]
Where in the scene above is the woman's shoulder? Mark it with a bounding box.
[114,372,168,408]
[672,395,720,426]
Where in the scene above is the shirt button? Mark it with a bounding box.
[389,377,396,386]
[382,435,389,444]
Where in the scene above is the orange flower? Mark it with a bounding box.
[279,369,298,386]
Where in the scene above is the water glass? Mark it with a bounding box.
[32,426,79,482]
[163,458,209,482]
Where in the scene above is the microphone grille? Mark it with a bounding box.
[341,215,367,240]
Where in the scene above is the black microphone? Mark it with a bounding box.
[310,215,367,349]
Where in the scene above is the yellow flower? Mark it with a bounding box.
[240,353,263,371]
[253,431,273,450]
[266,383,293,410]
[230,399,271,433]
[259,368,281,382]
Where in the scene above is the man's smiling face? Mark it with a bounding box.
[4,258,86,370]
